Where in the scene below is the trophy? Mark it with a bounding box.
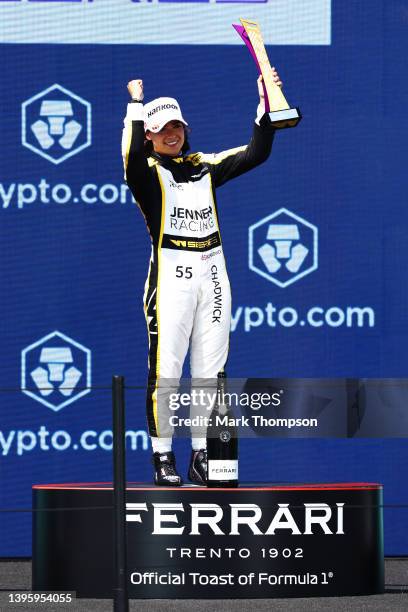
[233,18,301,129]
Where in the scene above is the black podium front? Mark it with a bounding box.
[32,483,384,599]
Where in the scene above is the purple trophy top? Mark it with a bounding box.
[233,23,270,112]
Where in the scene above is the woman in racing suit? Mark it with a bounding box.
[122,73,281,486]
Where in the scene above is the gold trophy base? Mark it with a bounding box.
[267,107,302,129]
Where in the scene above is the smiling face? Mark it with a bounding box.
[145,120,186,157]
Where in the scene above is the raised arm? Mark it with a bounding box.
[200,73,281,188]
[122,79,155,203]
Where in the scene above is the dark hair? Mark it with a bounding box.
[144,126,191,157]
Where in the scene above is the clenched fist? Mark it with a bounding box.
[127,79,144,101]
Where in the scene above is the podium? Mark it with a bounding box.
[33,482,384,599]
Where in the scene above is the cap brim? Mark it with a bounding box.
[146,118,188,133]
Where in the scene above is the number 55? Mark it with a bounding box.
[176,266,192,279]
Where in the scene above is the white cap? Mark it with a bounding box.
[143,97,188,133]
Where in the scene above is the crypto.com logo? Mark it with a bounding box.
[21,331,91,412]
[21,84,91,164]
[249,208,318,287]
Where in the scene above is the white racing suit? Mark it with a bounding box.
[122,102,275,438]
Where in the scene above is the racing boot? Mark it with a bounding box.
[188,449,207,485]
[152,451,182,486]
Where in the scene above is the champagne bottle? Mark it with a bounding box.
[206,372,239,488]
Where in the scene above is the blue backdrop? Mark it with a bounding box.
[0,0,407,556]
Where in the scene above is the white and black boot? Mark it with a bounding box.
[152,451,182,486]
[188,449,207,486]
